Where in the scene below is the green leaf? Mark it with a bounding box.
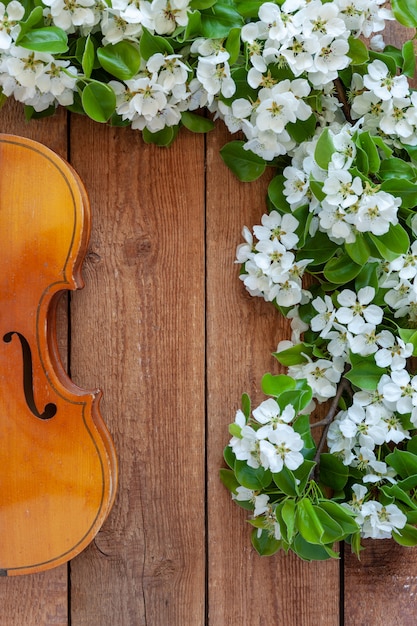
[369,223,410,259]
[296,231,338,266]
[344,362,386,390]
[354,261,379,292]
[15,6,43,39]
[393,524,417,547]
[82,35,95,79]
[189,0,216,8]
[267,175,291,213]
[223,445,236,469]
[379,157,416,181]
[286,114,317,144]
[24,104,56,120]
[17,26,68,53]
[272,343,313,366]
[293,416,316,458]
[380,179,417,208]
[319,453,349,491]
[293,203,312,248]
[220,141,266,182]
[275,379,312,415]
[200,2,244,38]
[398,329,417,356]
[251,528,281,556]
[347,36,369,65]
[314,127,335,171]
[181,111,214,133]
[273,467,299,496]
[235,0,264,17]
[241,393,251,420]
[179,9,202,40]
[391,0,417,27]
[81,82,116,123]
[309,179,325,202]
[408,436,417,455]
[277,388,312,415]
[139,26,174,60]
[345,233,372,266]
[219,468,241,494]
[396,474,417,492]
[382,484,417,510]
[296,498,324,544]
[386,449,417,478]
[372,135,393,158]
[358,132,380,174]
[142,125,177,147]
[281,499,296,542]
[292,534,334,561]
[323,254,362,284]
[402,40,416,78]
[225,27,241,65]
[319,501,359,535]
[313,505,345,543]
[383,45,403,69]
[97,41,141,80]
[234,459,272,490]
[228,422,242,437]
[404,143,417,163]
[355,144,369,176]
[369,50,398,76]
[293,459,316,490]
[261,373,296,397]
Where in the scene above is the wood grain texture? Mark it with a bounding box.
[206,123,339,626]
[344,540,417,626]
[68,118,206,625]
[0,100,69,624]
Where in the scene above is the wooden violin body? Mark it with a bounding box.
[0,134,117,575]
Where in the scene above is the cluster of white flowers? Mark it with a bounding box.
[110,52,192,131]
[236,210,312,308]
[212,0,392,159]
[343,484,406,539]
[0,1,79,111]
[0,0,396,133]
[281,123,402,243]
[0,45,78,111]
[351,59,417,146]
[229,399,304,475]
[43,0,190,36]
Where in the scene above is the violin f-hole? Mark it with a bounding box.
[3,332,57,420]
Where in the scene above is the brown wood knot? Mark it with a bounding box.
[148,558,178,580]
[124,236,153,266]
[86,251,102,264]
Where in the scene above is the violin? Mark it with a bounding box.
[0,134,117,576]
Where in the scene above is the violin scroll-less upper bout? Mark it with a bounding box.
[0,134,118,576]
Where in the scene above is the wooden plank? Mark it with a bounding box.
[206,123,340,625]
[68,118,206,625]
[0,100,68,624]
[344,540,417,625]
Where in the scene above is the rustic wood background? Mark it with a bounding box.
[1,20,417,623]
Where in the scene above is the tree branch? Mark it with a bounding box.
[312,376,352,480]
[334,77,353,124]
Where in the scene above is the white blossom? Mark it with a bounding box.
[336,287,383,334]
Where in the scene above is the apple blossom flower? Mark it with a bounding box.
[336,287,383,334]
[363,60,409,101]
[0,1,24,51]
